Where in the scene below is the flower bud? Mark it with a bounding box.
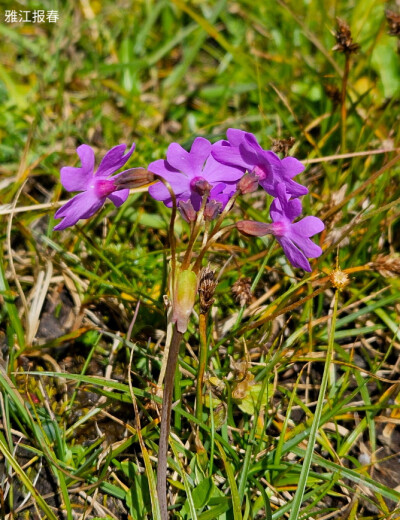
[237,173,259,194]
[179,200,197,222]
[204,200,222,221]
[172,268,198,333]
[113,168,154,189]
[236,220,272,237]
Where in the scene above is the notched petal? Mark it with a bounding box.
[96,143,136,177]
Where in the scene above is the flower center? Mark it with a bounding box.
[190,176,211,195]
[252,164,269,181]
[91,178,116,198]
[271,221,288,237]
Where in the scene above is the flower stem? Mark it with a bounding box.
[192,224,236,274]
[210,190,239,239]
[157,327,183,520]
[196,312,208,421]
[191,191,239,274]
[181,192,209,270]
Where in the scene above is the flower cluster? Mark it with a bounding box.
[213,129,323,272]
[54,129,324,271]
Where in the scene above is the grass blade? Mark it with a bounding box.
[287,290,339,520]
[216,440,243,520]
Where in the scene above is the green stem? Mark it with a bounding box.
[192,224,236,274]
[157,327,183,520]
[191,190,239,274]
[181,192,209,270]
[196,312,208,421]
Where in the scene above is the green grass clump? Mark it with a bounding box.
[1,0,400,518]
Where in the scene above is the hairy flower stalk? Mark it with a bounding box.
[181,190,211,270]
[192,190,240,274]
[156,327,183,520]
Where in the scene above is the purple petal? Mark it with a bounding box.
[259,150,281,165]
[291,216,325,237]
[148,182,171,202]
[60,144,95,192]
[147,159,191,197]
[281,156,305,177]
[209,182,226,197]
[209,182,233,208]
[238,142,260,170]
[147,159,179,178]
[108,189,129,207]
[226,128,248,146]
[166,138,211,178]
[288,232,323,258]
[285,199,303,222]
[166,143,192,176]
[270,200,284,223]
[95,143,136,177]
[284,178,309,197]
[211,141,248,170]
[277,236,312,271]
[276,183,303,219]
[190,191,203,211]
[53,191,103,230]
[60,167,90,192]
[190,137,212,165]
[77,144,95,171]
[148,175,190,202]
[203,155,244,182]
[242,132,262,153]
[270,189,302,223]
[275,182,290,202]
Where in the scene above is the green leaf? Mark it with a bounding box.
[192,477,215,509]
[216,441,243,520]
[197,499,230,520]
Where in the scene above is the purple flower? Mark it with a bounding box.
[212,128,308,198]
[54,143,136,230]
[237,183,324,272]
[147,137,244,211]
